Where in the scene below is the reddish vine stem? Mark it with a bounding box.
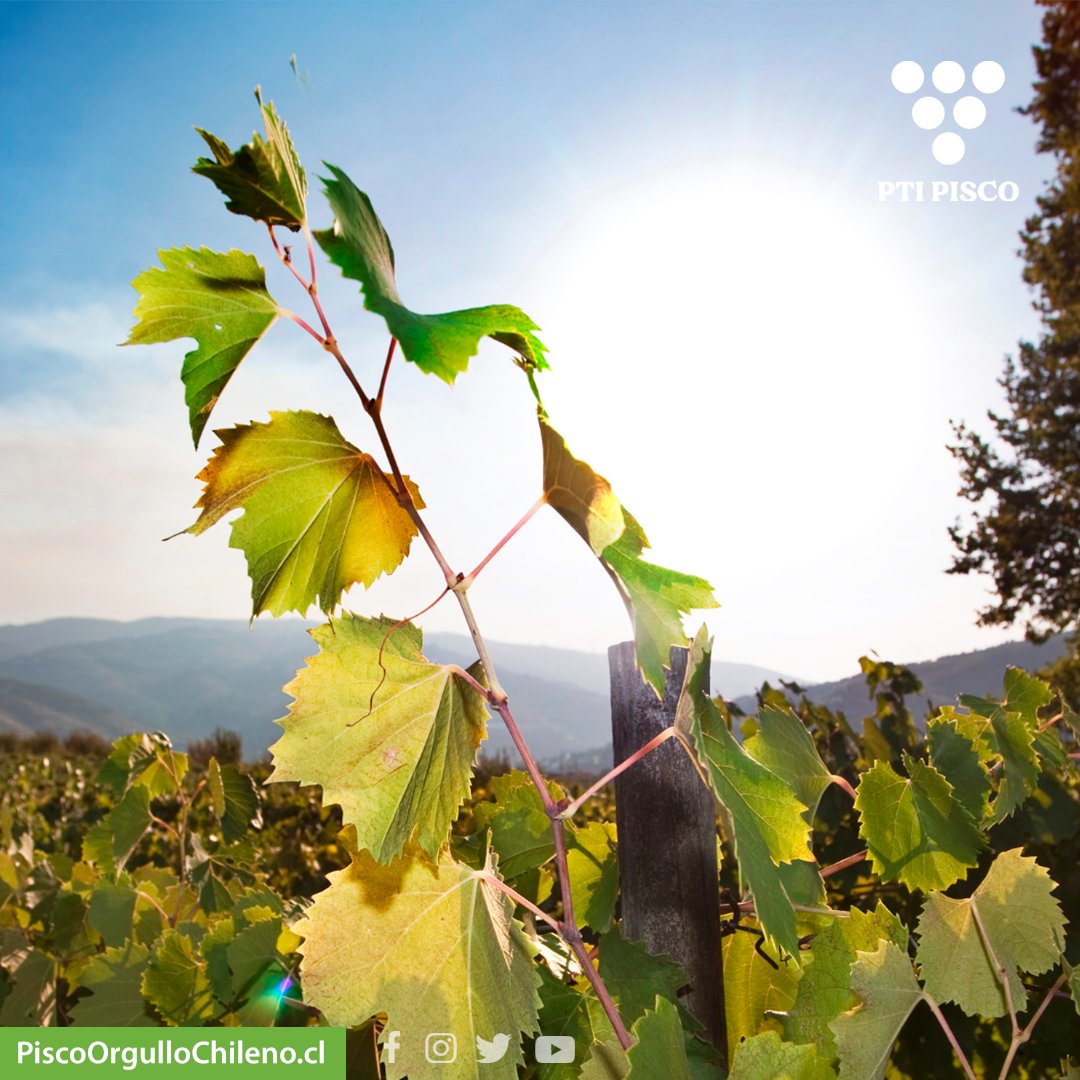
[558,728,676,821]
[375,338,396,412]
[997,973,1067,1080]
[462,496,547,588]
[278,308,325,345]
[478,872,564,934]
[829,773,857,800]
[819,849,868,879]
[924,993,978,1080]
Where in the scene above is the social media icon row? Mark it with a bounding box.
[381,1030,575,1065]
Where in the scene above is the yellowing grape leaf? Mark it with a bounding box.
[915,848,1066,1018]
[296,848,540,1080]
[831,941,923,1080]
[782,903,907,1059]
[541,423,718,695]
[141,928,215,1026]
[567,822,619,934]
[193,88,307,231]
[729,1031,837,1080]
[127,247,279,447]
[744,705,834,820]
[185,411,422,617]
[315,164,547,384]
[855,757,983,892]
[676,629,811,956]
[269,614,488,862]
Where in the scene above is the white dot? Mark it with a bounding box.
[954,96,987,129]
[912,96,945,130]
[932,60,965,94]
[933,132,966,165]
[891,61,924,94]
[972,60,1005,94]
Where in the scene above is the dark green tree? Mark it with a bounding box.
[949,1,1080,658]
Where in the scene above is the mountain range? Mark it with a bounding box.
[0,618,1067,770]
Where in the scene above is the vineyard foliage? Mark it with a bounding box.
[2,87,1079,1080]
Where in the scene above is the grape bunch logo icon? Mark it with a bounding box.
[891,59,1005,164]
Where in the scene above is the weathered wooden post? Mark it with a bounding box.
[609,641,726,1058]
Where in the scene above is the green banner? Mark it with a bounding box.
[1,1029,345,1079]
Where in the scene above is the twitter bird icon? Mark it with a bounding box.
[476,1033,511,1063]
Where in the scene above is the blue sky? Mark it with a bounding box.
[0,1,1053,680]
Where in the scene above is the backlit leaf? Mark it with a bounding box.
[69,942,155,1027]
[142,928,215,1026]
[729,1031,837,1080]
[915,847,1066,1018]
[597,926,688,1028]
[567,822,619,934]
[831,941,923,1080]
[207,758,262,844]
[187,411,422,617]
[855,757,983,892]
[127,247,279,447]
[744,705,834,820]
[536,964,615,1080]
[82,786,152,875]
[296,848,540,1080]
[541,423,717,695]
[270,615,488,863]
[625,997,692,1078]
[473,771,562,879]
[193,88,307,231]
[926,718,991,826]
[316,165,547,383]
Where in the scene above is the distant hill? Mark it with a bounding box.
[0,677,137,739]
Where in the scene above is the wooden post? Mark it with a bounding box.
[609,641,726,1058]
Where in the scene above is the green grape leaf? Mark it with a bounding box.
[723,924,802,1061]
[0,947,55,1026]
[579,1037,630,1080]
[831,941,923,1080]
[536,965,615,1080]
[193,88,307,231]
[729,1030,837,1080]
[926,718,991,825]
[88,884,138,948]
[855,757,983,892]
[315,164,547,383]
[744,705,834,820]
[270,615,488,862]
[597,926,688,1027]
[227,915,284,1003]
[207,758,262,843]
[83,786,153,875]
[141,928,215,1026]
[567,822,619,934]
[69,942,155,1027]
[127,248,279,447]
[187,411,422,617]
[473,771,562,879]
[676,629,811,955]
[1003,666,1054,717]
[296,848,540,1080]
[541,423,718,695]
[915,847,1066,1018]
[202,917,237,1006]
[626,997,692,1079]
[99,732,188,798]
[783,903,907,1059]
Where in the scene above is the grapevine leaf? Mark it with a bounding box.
[141,928,215,1026]
[783,903,907,1058]
[473,771,562,879]
[69,942,155,1027]
[855,757,983,892]
[536,965,615,1080]
[579,1037,630,1080]
[541,422,718,695]
[295,848,540,1080]
[207,758,262,843]
[676,629,811,955]
[99,732,187,799]
[729,1030,837,1080]
[926,718,991,825]
[744,705,834,820]
[127,247,279,447]
[1066,959,1080,1016]
[597,926,688,1027]
[567,822,619,934]
[0,947,55,1026]
[193,88,307,231]
[626,997,692,1078]
[187,411,422,617]
[88,884,138,948]
[270,615,488,862]
[915,848,1067,1018]
[830,941,923,1080]
[83,786,152,875]
[227,915,284,1003]
[723,924,802,1060]
[316,164,547,383]
[202,918,237,1006]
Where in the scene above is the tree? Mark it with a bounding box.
[949,0,1080,648]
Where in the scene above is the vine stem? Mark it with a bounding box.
[282,227,635,1050]
[819,849,868,879]
[829,773,857,800]
[478,872,563,935]
[461,497,547,589]
[924,993,978,1080]
[996,973,1067,1080]
[558,728,676,820]
[971,900,1019,1036]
